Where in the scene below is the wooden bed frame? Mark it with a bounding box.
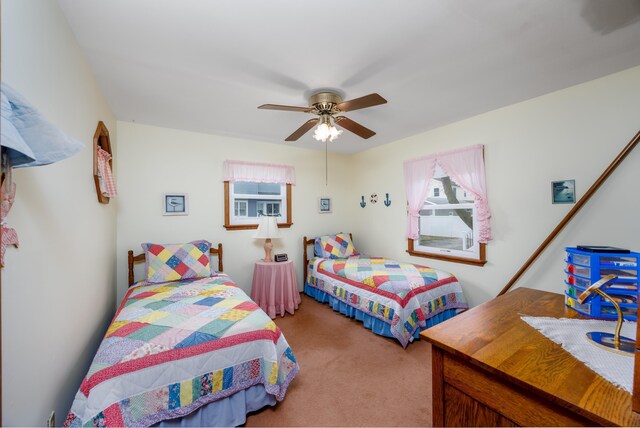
[127,243,224,286]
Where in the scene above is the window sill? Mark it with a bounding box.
[224,222,293,231]
[407,240,487,267]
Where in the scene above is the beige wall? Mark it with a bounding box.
[349,66,640,306]
[1,1,117,425]
[3,1,640,425]
[115,122,356,302]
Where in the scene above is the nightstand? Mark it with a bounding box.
[251,260,300,319]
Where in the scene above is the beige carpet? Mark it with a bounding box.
[245,294,433,427]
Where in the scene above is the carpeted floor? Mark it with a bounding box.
[245,294,433,427]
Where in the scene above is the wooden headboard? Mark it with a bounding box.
[127,243,224,287]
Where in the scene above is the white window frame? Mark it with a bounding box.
[256,200,281,217]
[234,200,248,218]
[413,202,479,260]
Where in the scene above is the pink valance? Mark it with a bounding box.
[223,160,296,185]
[403,144,492,243]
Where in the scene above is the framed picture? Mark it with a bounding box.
[163,193,189,215]
[319,197,332,213]
[551,180,575,204]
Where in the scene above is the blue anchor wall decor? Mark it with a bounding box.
[384,193,391,207]
[360,195,366,208]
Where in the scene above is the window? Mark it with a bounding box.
[234,200,248,217]
[404,145,490,266]
[230,181,284,222]
[257,201,281,216]
[223,160,294,230]
[414,166,480,260]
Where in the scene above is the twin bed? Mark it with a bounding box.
[66,233,467,426]
[65,241,298,427]
[303,233,468,347]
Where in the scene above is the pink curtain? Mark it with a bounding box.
[403,157,436,239]
[437,145,491,243]
[403,144,492,243]
[223,160,296,184]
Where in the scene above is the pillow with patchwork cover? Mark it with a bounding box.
[314,233,359,259]
[142,240,212,283]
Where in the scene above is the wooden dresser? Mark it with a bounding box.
[420,287,640,426]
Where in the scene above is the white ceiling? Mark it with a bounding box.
[58,0,640,154]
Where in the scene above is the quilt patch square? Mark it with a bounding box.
[161,301,190,313]
[148,327,193,348]
[168,383,180,410]
[219,309,251,322]
[177,316,213,332]
[106,321,128,337]
[197,306,230,319]
[195,296,224,307]
[131,291,159,300]
[175,331,218,349]
[198,319,235,337]
[214,298,243,309]
[137,311,170,324]
[127,325,171,342]
[121,342,172,363]
[152,313,189,328]
[173,261,190,277]
[94,337,144,365]
[144,300,173,311]
[177,304,208,317]
[109,321,148,338]
[165,255,182,269]
[235,301,259,312]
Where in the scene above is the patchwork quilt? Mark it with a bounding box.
[65,274,298,427]
[307,256,468,347]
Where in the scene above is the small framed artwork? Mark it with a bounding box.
[551,180,576,204]
[319,197,332,213]
[163,193,189,215]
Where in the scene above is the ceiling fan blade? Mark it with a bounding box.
[285,118,319,141]
[334,116,376,139]
[336,93,387,112]
[258,104,312,113]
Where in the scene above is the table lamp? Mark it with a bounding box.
[254,215,281,262]
[577,274,636,354]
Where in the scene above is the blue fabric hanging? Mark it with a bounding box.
[1,82,85,168]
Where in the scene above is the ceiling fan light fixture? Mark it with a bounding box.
[259,91,385,141]
[313,115,342,142]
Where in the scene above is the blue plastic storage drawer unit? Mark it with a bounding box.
[564,247,639,321]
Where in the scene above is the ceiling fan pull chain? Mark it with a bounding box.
[325,140,328,186]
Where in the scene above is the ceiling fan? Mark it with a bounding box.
[258,91,387,142]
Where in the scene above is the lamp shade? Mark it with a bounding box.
[254,216,281,239]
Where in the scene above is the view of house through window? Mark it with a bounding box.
[230,181,285,223]
[414,164,479,259]
[234,200,248,217]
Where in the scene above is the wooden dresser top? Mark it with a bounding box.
[420,287,640,426]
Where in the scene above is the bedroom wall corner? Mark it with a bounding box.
[349,66,640,307]
[1,1,118,425]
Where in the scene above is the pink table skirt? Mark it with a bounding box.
[251,260,301,319]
